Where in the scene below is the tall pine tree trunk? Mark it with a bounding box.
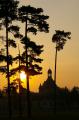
[54,45,57,114]
[25,20,31,119]
[6,17,12,119]
[27,74,31,119]
[18,47,22,117]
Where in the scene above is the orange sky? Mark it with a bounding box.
[0,0,79,92]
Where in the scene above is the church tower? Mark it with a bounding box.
[48,68,52,78]
[39,68,56,94]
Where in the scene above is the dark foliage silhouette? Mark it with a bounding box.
[0,0,19,118]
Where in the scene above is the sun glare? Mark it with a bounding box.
[20,71,26,81]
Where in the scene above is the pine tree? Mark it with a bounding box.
[18,5,49,119]
[52,30,71,113]
[0,0,19,118]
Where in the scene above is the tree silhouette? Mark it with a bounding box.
[10,45,24,117]
[4,80,18,95]
[18,5,49,119]
[52,30,71,113]
[10,37,43,118]
[21,38,43,119]
[0,0,19,118]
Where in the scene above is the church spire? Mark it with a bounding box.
[48,68,52,78]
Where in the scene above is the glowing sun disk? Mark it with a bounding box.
[20,71,26,80]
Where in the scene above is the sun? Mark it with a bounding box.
[20,71,26,81]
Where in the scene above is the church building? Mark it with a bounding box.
[39,69,59,94]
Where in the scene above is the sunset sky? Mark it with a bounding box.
[0,0,79,92]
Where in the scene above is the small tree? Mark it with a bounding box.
[52,30,71,113]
